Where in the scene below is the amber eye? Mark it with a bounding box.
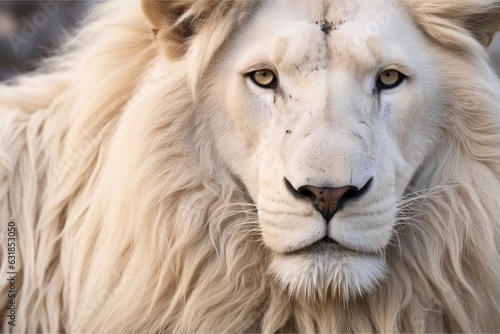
[377,69,404,89]
[249,69,277,88]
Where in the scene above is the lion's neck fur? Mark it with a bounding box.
[1,1,500,332]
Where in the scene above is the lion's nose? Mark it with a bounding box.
[298,185,355,222]
[290,179,372,222]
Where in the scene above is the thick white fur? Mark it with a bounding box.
[1,0,500,332]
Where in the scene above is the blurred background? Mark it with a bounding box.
[0,1,499,81]
[0,1,93,80]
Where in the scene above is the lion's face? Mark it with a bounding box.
[205,0,446,298]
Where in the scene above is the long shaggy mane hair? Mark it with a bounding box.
[1,0,500,332]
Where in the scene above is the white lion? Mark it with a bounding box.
[1,0,500,332]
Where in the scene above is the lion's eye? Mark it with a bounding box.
[377,69,404,89]
[249,69,277,88]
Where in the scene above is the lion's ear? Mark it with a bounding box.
[471,14,500,47]
[410,0,500,48]
[460,1,500,47]
[141,0,253,59]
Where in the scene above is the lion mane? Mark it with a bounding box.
[1,0,500,332]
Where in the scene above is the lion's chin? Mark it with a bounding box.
[269,241,387,301]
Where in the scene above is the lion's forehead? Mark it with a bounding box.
[249,0,402,75]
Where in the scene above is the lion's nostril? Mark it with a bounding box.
[291,178,372,222]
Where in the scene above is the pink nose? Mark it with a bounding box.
[291,178,372,222]
[298,185,356,222]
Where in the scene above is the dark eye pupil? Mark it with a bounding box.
[259,71,270,78]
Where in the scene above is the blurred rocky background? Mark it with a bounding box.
[0,1,499,81]
[0,1,93,80]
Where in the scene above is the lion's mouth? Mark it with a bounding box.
[284,236,376,256]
